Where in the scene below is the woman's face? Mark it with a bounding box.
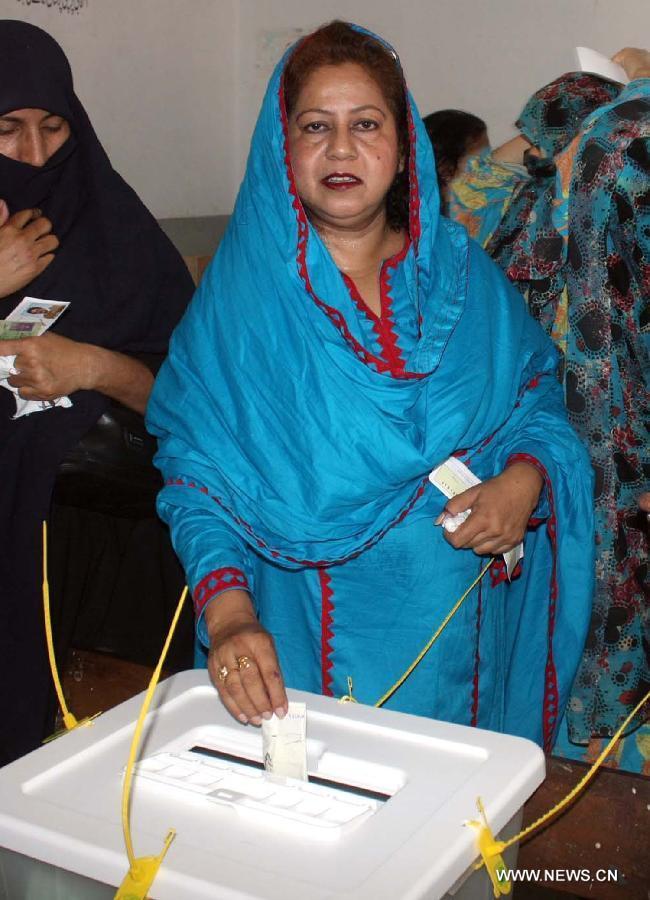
[0,108,70,167]
[288,63,403,232]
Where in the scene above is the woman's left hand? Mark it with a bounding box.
[3,333,96,400]
[440,462,544,556]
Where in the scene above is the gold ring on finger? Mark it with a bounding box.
[236,655,252,671]
[217,664,229,682]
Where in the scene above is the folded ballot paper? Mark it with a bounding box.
[262,702,308,781]
[0,297,72,418]
[575,47,628,84]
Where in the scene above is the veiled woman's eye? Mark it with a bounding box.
[355,120,379,131]
[42,117,67,134]
[304,122,328,133]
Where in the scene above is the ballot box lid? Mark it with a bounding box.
[0,670,544,899]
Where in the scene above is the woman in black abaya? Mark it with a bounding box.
[0,20,194,764]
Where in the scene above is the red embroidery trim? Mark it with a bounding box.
[193,566,249,619]
[342,272,377,324]
[377,240,410,372]
[488,556,523,588]
[342,239,409,374]
[507,452,559,752]
[489,559,509,588]
[319,569,335,697]
[343,238,411,377]
[471,579,482,727]
[406,103,421,251]
[278,74,424,381]
[165,477,429,569]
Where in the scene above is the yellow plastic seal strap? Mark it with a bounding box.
[497,686,650,854]
[339,559,493,708]
[467,798,510,897]
[468,687,650,897]
[113,829,175,900]
[41,520,101,740]
[374,558,494,708]
[338,675,359,704]
[115,584,188,900]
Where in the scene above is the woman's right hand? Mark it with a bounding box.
[205,588,288,725]
[0,202,59,299]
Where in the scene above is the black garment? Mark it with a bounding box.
[49,506,194,673]
[0,21,194,765]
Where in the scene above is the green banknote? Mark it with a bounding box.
[0,320,45,340]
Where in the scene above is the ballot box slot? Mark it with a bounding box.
[190,744,392,803]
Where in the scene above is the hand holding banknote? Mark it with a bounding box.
[2,332,94,401]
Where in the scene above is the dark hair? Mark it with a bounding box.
[423,109,487,189]
[283,21,409,231]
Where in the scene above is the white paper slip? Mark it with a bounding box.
[439,509,470,533]
[503,543,524,580]
[575,47,628,84]
[6,297,70,330]
[429,456,524,581]
[262,701,307,781]
[429,456,481,499]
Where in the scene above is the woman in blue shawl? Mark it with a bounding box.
[147,22,594,749]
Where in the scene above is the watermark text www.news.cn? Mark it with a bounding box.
[497,868,620,885]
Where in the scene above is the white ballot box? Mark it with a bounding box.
[0,670,544,900]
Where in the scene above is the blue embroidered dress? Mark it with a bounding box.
[147,32,595,750]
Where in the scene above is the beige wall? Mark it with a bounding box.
[2,0,649,216]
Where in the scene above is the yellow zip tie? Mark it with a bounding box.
[499,687,650,853]
[339,675,359,704]
[115,584,188,900]
[41,520,101,739]
[374,558,494,708]
[466,797,511,896]
[470,687,650,893]
[114,829,176,900]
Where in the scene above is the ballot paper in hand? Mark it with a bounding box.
[5,296,70,328]
[262,702,307,781]
[429,456,524,581]
[0,296,72,417]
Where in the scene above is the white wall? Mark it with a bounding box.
[2,0,649,217]
[235,0,650,186]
